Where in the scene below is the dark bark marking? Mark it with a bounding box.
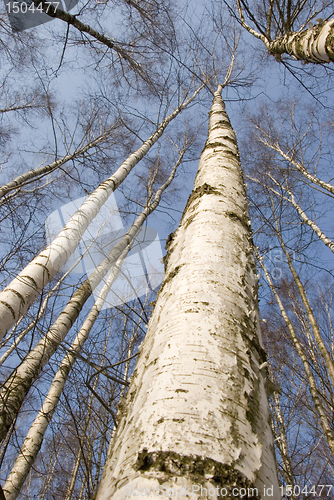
[135,450,261,499]
[0,300,16,319]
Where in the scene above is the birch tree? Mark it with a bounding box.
[257,260,334,489]
[0,3,239,491]
[0,122,124,201]
[0,144,186,452]
[0,84,204,340]
[230,0,334,63]
[1,0,334,495]
[241,96,334,489]
[95,87,280,500]
[2,253,126,500]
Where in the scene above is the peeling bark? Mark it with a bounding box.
[268,19,334,63]
[95,90,280,499]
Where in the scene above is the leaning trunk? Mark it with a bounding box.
[0,84,203,339]
[0,147,183,446]
[268,19,334,63]
[95,89,280,500]
[2,254,125,500]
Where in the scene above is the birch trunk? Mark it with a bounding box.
[267,19,334,63]
[0,127,117,200]
[65,322,114,500]
[0,220,138,445]
[0,150,183,446]
[249,175,334,254]
[257,256,334,454]
[271,201,334,389]
[2,256,125,500]
[260,140,334,196]
[0,85,203,339]
[0,249,89,367]
[95,89,280,500]
[282,187,334,253]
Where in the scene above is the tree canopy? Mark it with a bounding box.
[0,0,333,498]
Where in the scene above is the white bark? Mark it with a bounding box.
[0,227,138,444]
[271,202,334,389]
[248,174,334,254]
[267,365,294,489]
[96,90,280,500]
[0,127,117,200]
[0,247,91,367]
[258,255,334,454]
[282,186,334,253]
[66,448,83,500]
[267,20,334,63]
[2,254,125,500]
[0,148,183,445]
[236,2,334,64]
[0,84,204,339]
[258,139,334,196]
[65,331,113,500]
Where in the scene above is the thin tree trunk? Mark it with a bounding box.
[95,88,280,500]
[267,366,294,490]
[258,140,334,196]
[0,127,118,200]
[32,0,145,75]
[92,412,110,497]
[249,174,334,253]
[0,85,203,339]
[65,325,113,500]
[257,255,334,454]
[2,254,125,500]
[270,197,334,388]
[66,447,83,500]
[284,184,334,251]
[0,150,184,446]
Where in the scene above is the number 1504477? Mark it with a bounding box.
[281,485,332,496]
[6,1,59,14]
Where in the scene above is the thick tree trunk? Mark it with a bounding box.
[95,89,280,500]
[268,19,334,63]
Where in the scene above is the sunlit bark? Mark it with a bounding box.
[268,20,334,63]
[269,196,334,389]
[0,126,119,200]
[95,88,279,500]
[0,148,184,447]
[257,139,334,196]
[248,174,334,254]
[236,1,334,63]
[258,255,334,454]
[65,329,113,500]
[2,256,124,500]
[0,246,93,367]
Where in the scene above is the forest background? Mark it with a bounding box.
[0,0,333,498]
